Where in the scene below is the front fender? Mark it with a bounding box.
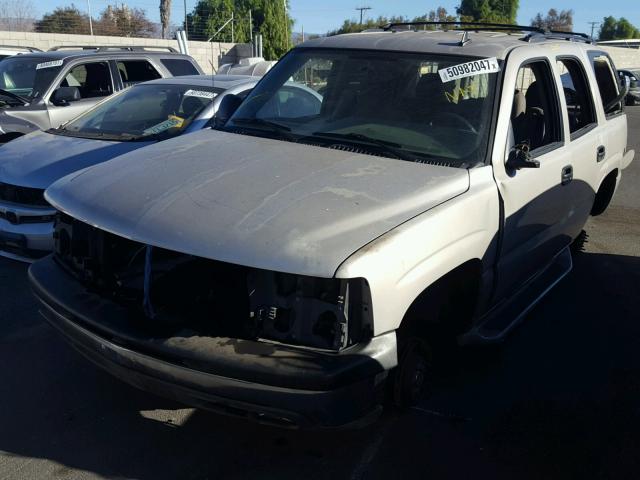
[335,166,500,336]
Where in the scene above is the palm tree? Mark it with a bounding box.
[159,0,171,38]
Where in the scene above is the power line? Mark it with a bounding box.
[355,6,371,25]
[588,21,600,39]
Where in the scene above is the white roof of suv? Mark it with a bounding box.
[300,27,596,60]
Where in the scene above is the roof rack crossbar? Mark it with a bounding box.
[524,30,594,44]
[48,45,178,53]
[381,21,547,35]
[0,45,42,52]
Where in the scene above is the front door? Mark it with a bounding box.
[492,55,575,301]
[47,61,114,128]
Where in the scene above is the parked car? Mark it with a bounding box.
[618,69,640,105]
[0,45,42,61]
[30,24,634,428]
[0,45,202,143]
[0,74,272,262]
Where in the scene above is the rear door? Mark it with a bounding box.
[586,51,628,187]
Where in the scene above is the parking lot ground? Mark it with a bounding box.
[1,109,640,480]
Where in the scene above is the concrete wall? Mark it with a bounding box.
[0,30,252,74]
[600,46,640,69]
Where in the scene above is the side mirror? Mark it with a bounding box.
[630,79,638,89]
[52,86,81,106]
[214,94,243,129]
[506,145,540,170]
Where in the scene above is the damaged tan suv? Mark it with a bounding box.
[30,23,634,428]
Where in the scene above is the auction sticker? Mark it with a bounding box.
[143,116,184,135]
[184,89,217,99]
[439,57,500,83]
[36,60,63,70]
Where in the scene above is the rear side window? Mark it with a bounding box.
[161,59,199,76]
[117,60,162,87]
[60,61,113,99]
[511,61,563,153]
[557,58,597,136]
[589,53,622,116]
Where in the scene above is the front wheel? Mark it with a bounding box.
[392,337,432,408]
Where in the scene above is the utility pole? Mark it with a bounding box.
[588,21,600,39]
[355,6,372,25]
[184,0,188,40]
[86,0,93,35]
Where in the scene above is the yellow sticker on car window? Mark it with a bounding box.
[168,115,184,128]
[143,116,184,135]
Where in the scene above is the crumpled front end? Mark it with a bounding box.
[29,213,397,428]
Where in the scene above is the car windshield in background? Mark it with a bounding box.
[0,57,62,99]
[59,83,223,141]
[226,48,499,168]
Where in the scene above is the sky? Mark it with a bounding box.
[29,0,640,38]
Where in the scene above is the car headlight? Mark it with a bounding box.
[247,271,373,351]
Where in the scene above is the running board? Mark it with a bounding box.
[461,247,573,344]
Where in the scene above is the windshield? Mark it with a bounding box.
[59,83,223,141]
[0,56,62,99]
[225,48,499,168]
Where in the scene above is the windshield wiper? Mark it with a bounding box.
[0,88,28,106]
[311,131,417,161]
[227,117,295,140]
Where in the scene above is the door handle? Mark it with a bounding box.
[597,145,606,162]
[561,165,573,186]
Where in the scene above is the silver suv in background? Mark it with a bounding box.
[0,45,202,143]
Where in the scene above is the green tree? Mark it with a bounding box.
[457,0,519,24]
[34,4,91,34]
[531,8,573,32]
[186,0,292,60]
[599,16,640,40]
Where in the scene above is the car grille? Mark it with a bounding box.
[0,182,48,207]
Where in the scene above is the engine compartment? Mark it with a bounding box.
[53,213,373,351]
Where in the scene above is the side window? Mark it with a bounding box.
[256,86,322,119]
[556,58,597,136]
[590,53,622,116]
[117,60,162,87]
[60,62,112,99]
[511,61,563,152]
[161,59,199,76]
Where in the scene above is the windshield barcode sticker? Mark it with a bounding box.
[439,57,500,83]
[35,60,63,70]
[184,89,217,99]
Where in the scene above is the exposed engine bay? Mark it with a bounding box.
[53,213,373,351]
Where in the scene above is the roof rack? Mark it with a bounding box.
[381,21,546,34]
[48,45,178,53]
[0,45,42,52]
[524,30,594,44]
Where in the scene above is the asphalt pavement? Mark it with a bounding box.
[1,109,640,480]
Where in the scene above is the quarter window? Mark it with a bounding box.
[60,61,112,99]
[116,60,161,87]
[590,53,622,116]
[556,58,597,135]
[161,59,199,76]
[511,61,563,152]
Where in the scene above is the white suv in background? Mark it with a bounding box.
[0,45,41,61]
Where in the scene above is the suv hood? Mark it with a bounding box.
[0,130,152,189]
[47,130,469,278]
